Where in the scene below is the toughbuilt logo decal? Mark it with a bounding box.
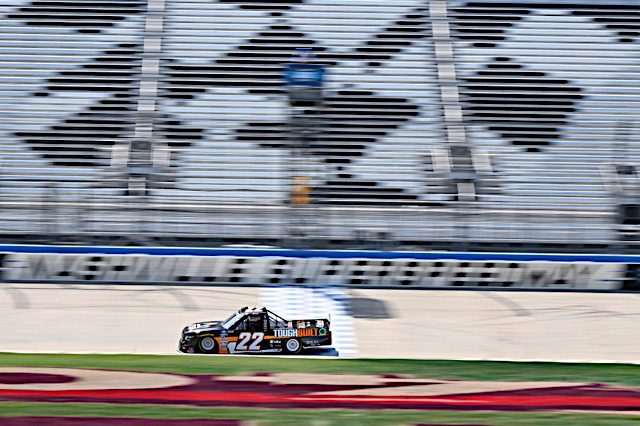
[4,253,624,289]
[274,329,297,338]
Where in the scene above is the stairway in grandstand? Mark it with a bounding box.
[1,0,640,242]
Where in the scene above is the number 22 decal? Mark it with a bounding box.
[236,332,264,351]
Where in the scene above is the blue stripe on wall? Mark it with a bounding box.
[1,244,640,263]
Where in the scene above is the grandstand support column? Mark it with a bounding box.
[608,120,640,242]
[136,0,165,145]
[130,0,167,238]
[429,0,477,245]
[41,181,58,236]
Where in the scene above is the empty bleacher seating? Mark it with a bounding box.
[0,0,639,246]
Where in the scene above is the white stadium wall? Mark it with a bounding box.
[1,246,636,290]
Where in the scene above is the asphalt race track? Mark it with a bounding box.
[352,288,640,362]
[0,283,639,362]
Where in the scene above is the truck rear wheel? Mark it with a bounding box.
[284,338,302,354]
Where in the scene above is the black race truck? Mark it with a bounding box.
[178,306,332,354]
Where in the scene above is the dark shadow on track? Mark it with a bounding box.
[350,296,393,319]
[303,347,339,357]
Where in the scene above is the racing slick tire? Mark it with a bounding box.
[284,338,302,354]
[197,336,218,354]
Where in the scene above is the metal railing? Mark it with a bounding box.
[0,186,624,249]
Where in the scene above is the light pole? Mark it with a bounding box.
[283,48,326,246]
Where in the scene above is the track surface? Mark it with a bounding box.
[352,288,640,362]
[0,284,639,362]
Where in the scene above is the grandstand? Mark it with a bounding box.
[0,0,639,250]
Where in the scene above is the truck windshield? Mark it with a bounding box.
[222,311,244,329]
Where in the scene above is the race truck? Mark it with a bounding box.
[178,306,332,354]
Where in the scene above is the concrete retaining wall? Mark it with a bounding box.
[1,245,637,290]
